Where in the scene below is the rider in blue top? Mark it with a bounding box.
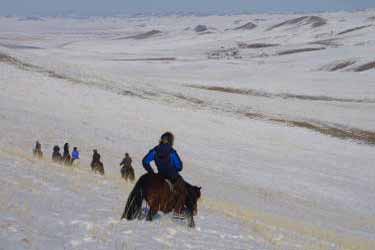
[142,132,183,182]
[71,147,80,162]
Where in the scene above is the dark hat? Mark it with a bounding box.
[160,132,174,146]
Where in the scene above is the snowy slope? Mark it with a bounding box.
[1,10,375,250]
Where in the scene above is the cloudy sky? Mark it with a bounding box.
[1,0,374,15]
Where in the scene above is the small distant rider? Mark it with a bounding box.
[52,145,63,163]
[120,153,135,181]
[91,149,101,169]
[121,153,132,167]
[62,142,71,165]
[35,141,41,151]
[33,141,43,158]
[71,147,80,164]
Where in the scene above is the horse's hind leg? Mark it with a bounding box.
[129,169,135,181]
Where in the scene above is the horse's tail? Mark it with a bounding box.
[121,174,146,220]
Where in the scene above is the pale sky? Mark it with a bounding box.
[0,0,374,15]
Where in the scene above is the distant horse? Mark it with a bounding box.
[52,145,63,163]
[33,141,43,159]
[91,161,105,175]
[121,173,201,227]
[63,154,72,166]
[121,165,135,182]
[62,143,72,166]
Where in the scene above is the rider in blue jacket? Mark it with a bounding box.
[142,132,183,182]
[71,147,80,163]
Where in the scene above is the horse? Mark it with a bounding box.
[62,154,72,166]
[62,143,72,166]
[33,146,43,159]
[52,145,63,163]
[121,173,201,227]
[121,165,135,182]
[91,161,105,175]
[33,141,43,159]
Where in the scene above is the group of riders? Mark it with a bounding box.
[33,132,184,188]
[32,132,184,189]
[33,132,199,223]
[51,143,80,165]
[33,141,134,179]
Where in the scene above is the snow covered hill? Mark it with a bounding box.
[1,10,375,250]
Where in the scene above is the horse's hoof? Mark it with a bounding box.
[187,217,195,228]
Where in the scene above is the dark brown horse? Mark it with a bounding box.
[91,161,105,175]
[121,165,135,182]
[52,145,63,163]
[33,141,43,159]
[121,173,201,227]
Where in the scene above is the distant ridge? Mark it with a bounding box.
[233,22,257,30]
[267,16,327,31]
[116,30,162,40]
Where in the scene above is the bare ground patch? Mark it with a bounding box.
[116,30,162,40]
[267,16,327,31]
[243,112,375,145]
[107,57,176,62]
[308,38,341,47]
[353,61,375,72]
[194,25,208,32]
[320,60,356,72]
[277,47,325,56]
[0,43,43,50]
[185,84,375,144]
[233,22,257,31]
[172,94,205,105]
[337,25,373,35]
[188,85,375,104]
[207,47,241,59]
[237,42,279,49]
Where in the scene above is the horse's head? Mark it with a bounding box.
[195,186,201,200]
[187,185,201,215]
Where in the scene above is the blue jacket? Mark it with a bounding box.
[72,150,80,160]
[142,144,183,179]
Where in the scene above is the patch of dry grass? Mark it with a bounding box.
[353,61,375,72]
[277,47,325,56]
[337,25,372,35]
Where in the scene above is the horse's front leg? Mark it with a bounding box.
[146,208,156,221]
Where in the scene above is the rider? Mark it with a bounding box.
[142,132,183,182]
[120,153,132,168]
[33,141,42,157]
[35,141,41,151]
[120,153,134,180]
[142,132,186,213]
[71,147,80,163]
[91,149,101,168]
[52,145,63,163]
